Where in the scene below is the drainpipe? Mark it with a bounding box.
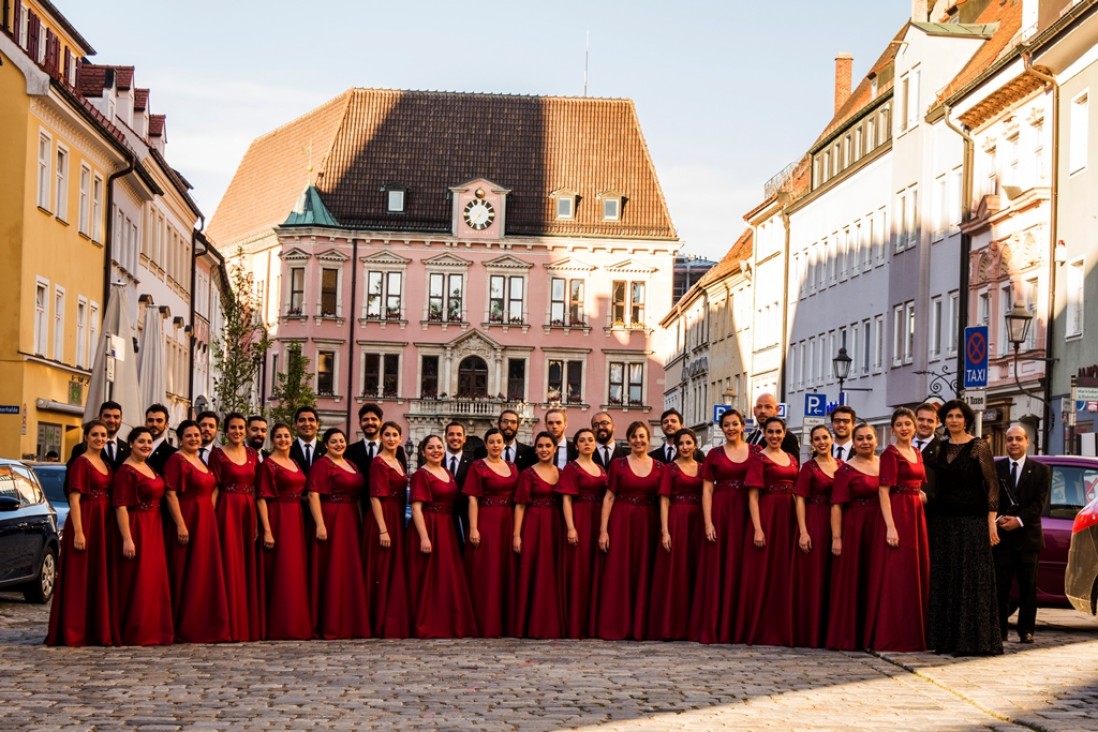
[103,154,135,309]
[189,215,206,415]
[778,193,792,407]
[1022,51,1060,455]
[345,236,359,434]
[942,104,974,407]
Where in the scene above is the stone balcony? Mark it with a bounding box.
[405,398,536,420]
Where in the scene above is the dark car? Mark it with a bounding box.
[0,459,60,603]
[25,462,68,533]
[1065,492,1098,615]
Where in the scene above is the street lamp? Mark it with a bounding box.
[833,345,852,402]
[1005,301,1033,348]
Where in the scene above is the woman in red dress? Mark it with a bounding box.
[511,432,565,638]
[407,435,478,638]
[463,427,519,637]
[594,421,664,641]
[826,423,885,651]
[364,421,411,638]
[306,427,371,640]
[47,419,114,646]
[875,407,930,651]
[163,420,231,643]
[689,408,751,644]
[648,428,703,641]
[112,427,173,646]
[209,412,261,642]
[256,422,312,641]
[736,416,799,646]
[556,428,606,639]
[792,424,841,648]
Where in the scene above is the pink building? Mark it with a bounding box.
[207,89,679,444]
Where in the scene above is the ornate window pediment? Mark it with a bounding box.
[281,247,310,262]
[605,258,657,275]
[483,254,533,271]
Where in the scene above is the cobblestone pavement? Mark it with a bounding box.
[2,594,1096,731]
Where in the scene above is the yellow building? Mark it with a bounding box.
[0,2,133,459]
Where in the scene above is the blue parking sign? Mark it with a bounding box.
[804,393,827,417]
[963,326,989,389]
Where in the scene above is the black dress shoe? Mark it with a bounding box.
[1019,632,1034,644]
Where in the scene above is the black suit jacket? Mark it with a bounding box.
[746,430,799,456]
[147,441,177,476]
[594,442,629,469]
[69,439,131,472]
[649,443,708,464]
[475,439,537,471]
[917,435,940,500]
[290,439,327,476]
[995,457,1051,553]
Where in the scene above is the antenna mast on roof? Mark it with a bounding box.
[584,31,590,97]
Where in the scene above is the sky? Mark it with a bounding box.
[62,0,912,261]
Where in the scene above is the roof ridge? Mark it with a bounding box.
[346,86,631,103]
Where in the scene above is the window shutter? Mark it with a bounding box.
[45,29,58,76]
[12,0,22,42]
[26,12,39,60]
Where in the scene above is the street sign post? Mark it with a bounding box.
[963,326,989,389]
[964,390,987,410]
[804,393,827,418]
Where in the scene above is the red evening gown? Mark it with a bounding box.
[593,457,664,641]
[688,447,751,644]
[555,461,607,639]
[164,453,231,643]
[407,469,479,638]
[736,451,799,646]
[112,465,173,646]
[256,458,312,641]
[462,459,518,637]
[307,457,371,640]
[826,463,885,650]
[210,446,262,642]
[792,458,839,648]
[648,461,704,640]
[364,457,411,638]
[46,456,114,646]
[874,445,930,651]
[511,468,565,638]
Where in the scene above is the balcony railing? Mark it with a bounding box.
[407,398,535,419]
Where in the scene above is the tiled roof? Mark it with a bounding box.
[38,0,96,55]
[698,228,753,289]
[76,62,108,97]
[208,88,677,246]
[934,0,1023,108]
[133,88,149,111]
[148,114,165,138]
[109,65,134,90]
[810,25,905,151]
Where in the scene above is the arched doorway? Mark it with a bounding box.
[458,356,489,398]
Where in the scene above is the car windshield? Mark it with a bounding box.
[34,467,67,504]
[1049,465,1098,519]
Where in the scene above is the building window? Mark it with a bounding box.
[366,271,403,320]
[37,133,50,210]
[387,189,405,213]
[556,195,575,219]
[1024,277,1039,350]
[947,290,959,356]
[929,296,942,358]
[316,350,336,397]
[1067,258,1085,336]
[76,298,88,368]
[78,165,90,235]
[489,274,524,324]
[89,301,100,362]
[602,197,621,220]
[1070,91,1089,174]
[34,281,49,356]
[611,280,646,327]
[549,277,586,326]
[92,175,104,242]
[547,359,583,404]
[904,301,916,364]
[874,314,884,371]
[288,267,305,315]
[608,361,644,407]
[507,358,526,401]
[427,273,463,322]
[978,289,990,326]
[320,268,339,317]
[420,355,440,398]
[999,284,1014,356]
[363,353,399,398]
[53,287,65,361]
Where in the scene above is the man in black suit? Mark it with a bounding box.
[196,410,220,465]
[914,403,941,499]
[591,412,628,469]
[545,407,577,469]
[346,403,408,481]
[289,405,325,475]
[144,403,176,475]
[443,422,475,545]
[745,394,800,455]
[247,415,269,460]
[994,425,1051,644]
[68,400,131,470]
[477,409,536,469]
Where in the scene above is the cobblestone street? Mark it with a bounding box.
[2,595,1096,731]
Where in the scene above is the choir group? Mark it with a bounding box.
[45,398,997,654]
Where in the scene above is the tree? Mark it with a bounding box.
[269,341,317,427]
[212,252,271,416]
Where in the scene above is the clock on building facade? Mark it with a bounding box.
[462,189,496,230]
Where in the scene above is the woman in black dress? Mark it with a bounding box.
[926,399,1003,656]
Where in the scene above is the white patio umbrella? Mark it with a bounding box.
[84,284,142,435]
[138,304,167,416]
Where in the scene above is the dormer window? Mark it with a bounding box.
[383,184,406,213]
[602,197,621,221]
[556,195,575,219]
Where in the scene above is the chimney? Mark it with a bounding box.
[834,53,853,114]
[912,0,929,22]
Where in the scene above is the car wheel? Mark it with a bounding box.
[23,547,57,604]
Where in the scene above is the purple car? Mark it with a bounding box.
[1066,489,1098,616]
